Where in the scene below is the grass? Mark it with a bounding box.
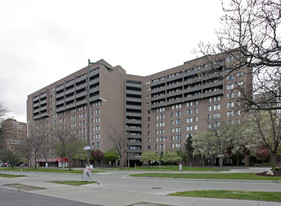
[130,173,281,181]
[168,190,281,202]
[1,167,104,174]
[114,166,229,172]
[47,180,97,186]
[0,173,26,178]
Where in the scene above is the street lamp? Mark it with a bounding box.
[178,118,182,171]
[86,59,113,165]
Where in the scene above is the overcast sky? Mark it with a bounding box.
[0,0,223,123]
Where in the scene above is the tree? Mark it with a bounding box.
[193,121,244,167]
[104,149,119,166]
[185,134,194,162]
[0,102,8,150]
[0,149,21,169]
[245,110,281,171]
[108,128,127,167]
[25,123,45,168]
[162,150,180,164]
[52,127,85,170]
[91,150,104,167]
[140,151,159,164]
[196,0,281,111]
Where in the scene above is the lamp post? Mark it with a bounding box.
[178,118,182,171]
[86,59,113,165]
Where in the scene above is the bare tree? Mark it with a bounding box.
[52,127,85,170]
[108,128,127,167]
[196,0,281,111]
[0,102,8,149]
[25,123,45,168]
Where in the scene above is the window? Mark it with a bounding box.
[227,93,234,99]
[214,104,220,110]
[187,109,192,115]
[237,91,241,97]
[194,125,198,130]
[208,114,212,120]
[208,98,212,103]
[227,111,234,117]
[187,102,193,107]
[227,102,234,108]
[186,125,193,131]
[194,108,198,114]
[236,110,241,116]
[227,75,234,80]
[194,116,198,122]
[208,106,212,111]
[237,81,244,86]
[214,96,221,102]
[214,113,220,119]
[227,84,234,90]
[187,117,193,123]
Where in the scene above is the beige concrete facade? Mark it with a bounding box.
[27,53,251,165]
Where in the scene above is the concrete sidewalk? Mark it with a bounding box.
[1,167,280,206]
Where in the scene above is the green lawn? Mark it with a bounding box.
[47,180,97,186]
[130,173,281,181]
[169,190,281,202]
[1,167,104,174]
[115,166,228,172]
[0,174,26,178]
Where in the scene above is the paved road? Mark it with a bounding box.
[0,187,101,206]
[0,167,281,206]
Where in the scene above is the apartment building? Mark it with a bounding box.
[27,52,251,166]
[0,118,27,152]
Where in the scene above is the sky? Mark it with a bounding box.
[0,0,223,123]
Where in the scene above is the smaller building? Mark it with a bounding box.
[0,118,27,151]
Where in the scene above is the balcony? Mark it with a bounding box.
[33,108,39,113]
[65,103,75,110]
[56,84,64,92]
[56,99,64,106]
[126,90,142,96]
[127,149,142,153]
[151,94,165,102]
[166,98,183,106]
[151,86,165,94]
[151,101,166,109]
[89,69,99,77]
[55,92,64,99]
[166,90,182,98]
[126,97,142,103]
[126,126,142,132]
[202,89,224,99]
[75,99,87,107]
[202,80,223,90]
[65,95,75,102]
[151,78,166,87]
[166,82,182,90]
[90,86,99,94]
[126,112,142,117]
[56,106,65,113]
[39,106,47,112]
[65,79,74,88]
[75,75,86,83]
[126,104,142,110]
[33,96,39,102]
[33,102,40,108]
[126,82,142,88]
[40,93,47,98]
[65,87,75,95]
[75,83,86,91]
[126,119,142,124]
[89,78,99,85]
[40,99,47,105]
[76,91,87,99]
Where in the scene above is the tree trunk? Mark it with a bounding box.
[271,152,276,171]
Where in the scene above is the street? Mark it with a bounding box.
[0,167,281,206]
